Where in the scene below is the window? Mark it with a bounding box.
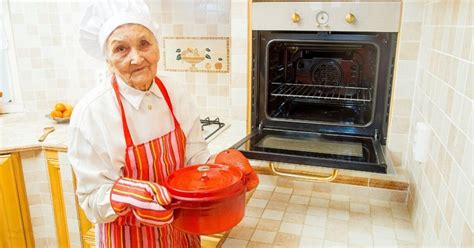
[0,0,23,113]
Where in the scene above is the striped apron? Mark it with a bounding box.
[97,76,201,247]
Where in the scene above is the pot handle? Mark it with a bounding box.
[269,162,338,182]
[165,200,182,210]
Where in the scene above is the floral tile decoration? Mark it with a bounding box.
[163,37,230,73]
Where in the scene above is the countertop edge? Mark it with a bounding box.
[0,145,43,154]
[0,144,68,154]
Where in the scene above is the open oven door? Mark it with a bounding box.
[231,128,387,173]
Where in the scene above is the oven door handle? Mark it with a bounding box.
[269,162,338,182]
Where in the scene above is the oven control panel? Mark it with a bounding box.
[253,2,401,32]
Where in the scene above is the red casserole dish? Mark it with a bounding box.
[164,164,246,235]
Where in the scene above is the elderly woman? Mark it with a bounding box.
[68,0,210,247]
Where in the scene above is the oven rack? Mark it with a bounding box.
[270,82,372,103]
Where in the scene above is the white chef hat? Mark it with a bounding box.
[79,0,159,60]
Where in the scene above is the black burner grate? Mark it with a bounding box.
[200,117,225,140]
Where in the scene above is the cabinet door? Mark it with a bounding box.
[0,154,33,247]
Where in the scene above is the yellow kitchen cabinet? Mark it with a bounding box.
[0,153,34,247]
[45,150,70,247]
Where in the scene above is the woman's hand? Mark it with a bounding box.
[110,178,173,226]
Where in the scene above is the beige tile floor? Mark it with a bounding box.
[221,186,418,248]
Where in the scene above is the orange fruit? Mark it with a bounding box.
[51,110,63,118]
[64,104,73,112]
[55,103,66,112]
[62,110,72,118]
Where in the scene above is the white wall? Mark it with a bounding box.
[6,0,247,120]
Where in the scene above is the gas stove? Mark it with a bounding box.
[200,117,226,140]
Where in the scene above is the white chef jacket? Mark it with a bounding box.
[68,75,211,224]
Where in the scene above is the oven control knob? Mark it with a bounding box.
[291,12,301,23]
[345,13,356,24]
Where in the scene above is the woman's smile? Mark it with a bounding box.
[132,66,147,74]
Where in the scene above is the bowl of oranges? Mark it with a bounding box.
[46,103,73,123]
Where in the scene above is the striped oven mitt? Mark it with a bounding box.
[110,177,173,226]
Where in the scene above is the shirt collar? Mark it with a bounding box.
[115,76,163,110]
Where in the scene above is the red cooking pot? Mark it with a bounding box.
[164,164,246,235]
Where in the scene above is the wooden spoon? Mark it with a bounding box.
[38,127,55,142]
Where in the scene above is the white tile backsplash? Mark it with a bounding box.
[404,1,473,246]
[7,0,239,119]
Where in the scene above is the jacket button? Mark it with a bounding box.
[147,105,152,110]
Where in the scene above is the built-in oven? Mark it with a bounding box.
[232,1,401,173]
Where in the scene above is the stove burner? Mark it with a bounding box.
[200,117,225,140]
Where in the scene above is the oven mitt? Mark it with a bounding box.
[215,149,259,192]
[110,177,173,226]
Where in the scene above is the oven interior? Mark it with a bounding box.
[267,41,378,126]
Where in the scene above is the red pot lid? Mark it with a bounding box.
[165,164,245,199]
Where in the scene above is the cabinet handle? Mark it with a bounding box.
[269,162,338,182]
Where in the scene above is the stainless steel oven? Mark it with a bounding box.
[232,1,401,173]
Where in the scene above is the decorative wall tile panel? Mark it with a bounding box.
[163,37,230,73]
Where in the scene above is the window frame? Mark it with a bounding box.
[1,0,24,113]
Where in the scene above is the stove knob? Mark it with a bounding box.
[291,12,301,23]
[345,13,356,24]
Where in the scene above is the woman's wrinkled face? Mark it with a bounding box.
[105,24,159,91]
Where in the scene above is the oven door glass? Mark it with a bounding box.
[232,128,387,173]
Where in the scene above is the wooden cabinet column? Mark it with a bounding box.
[45,150,70,247]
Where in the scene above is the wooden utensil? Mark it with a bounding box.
[38,127,55,142]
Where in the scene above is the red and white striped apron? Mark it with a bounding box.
[98,76,200,247]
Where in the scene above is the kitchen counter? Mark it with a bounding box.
[0,112,70,153]
[0,112,247,154]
